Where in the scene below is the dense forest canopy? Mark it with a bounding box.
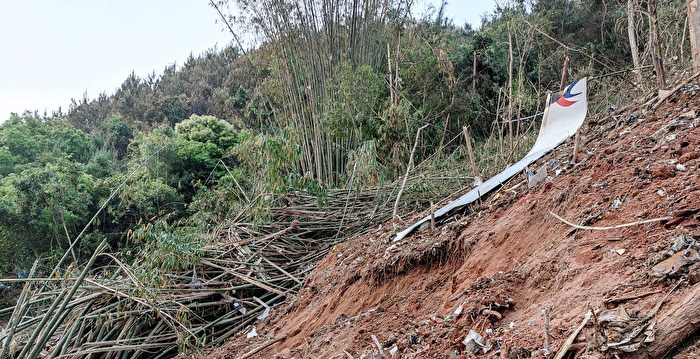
[0,0,689,276]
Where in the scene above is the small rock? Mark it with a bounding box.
[658,89,671,98]
[612,197,623,209]
[679,151,700,163]
[680,110,697,118]
[650,164,675,179]
[652,249,700,277]
[676,163,687,172]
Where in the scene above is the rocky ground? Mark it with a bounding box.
[192,84,700,358]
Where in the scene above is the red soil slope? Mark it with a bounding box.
[199,88,700,358]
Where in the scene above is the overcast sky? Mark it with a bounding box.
[0,0,497,122]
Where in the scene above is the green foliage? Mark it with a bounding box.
[129,220,205,281]
[323,64,387,140]
[105,115,133,160]
[233,127,301,194]
[345,140,387,188]
[0,116,107,271]
[174,115,238,182]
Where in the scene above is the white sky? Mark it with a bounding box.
[0,0,497,122]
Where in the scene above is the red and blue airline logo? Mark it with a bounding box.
[556,79,581,107]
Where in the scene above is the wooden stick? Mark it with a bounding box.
[604,290,663,305]
[571,131,581,164]
[549,211,671,231]
[559,56,570,91]
[472,51,477,94]
[542,306,551,355]
[554,310,592,359]
[239,335,287,359]
[393,124,429,218]
[462,126,480,180]
[507,23,514,159]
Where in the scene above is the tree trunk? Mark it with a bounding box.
[627,0,643,83]
[630,284,700,358]
[648,0,666,88]
[689,0,700,70]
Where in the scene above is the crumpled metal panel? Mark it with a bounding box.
[394,78,588,242]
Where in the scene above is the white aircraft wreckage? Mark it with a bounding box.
[395,78,588,242]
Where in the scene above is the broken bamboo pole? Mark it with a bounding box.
[462,126,480,181]
[393,124,429,218]
[554,310,592,359]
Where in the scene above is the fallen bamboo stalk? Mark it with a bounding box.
[1,260,38,359]
[3,172,463,358]
[23,241,109,359]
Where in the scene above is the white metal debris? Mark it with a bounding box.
[395,78,589,242]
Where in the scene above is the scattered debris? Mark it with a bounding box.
[600,282,681,354]
[612,196,623,209]
[370,334,385,357]
[527,163,549,189]
[463,330,490,354]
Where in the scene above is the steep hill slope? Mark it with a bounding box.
[199,83,700,358]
